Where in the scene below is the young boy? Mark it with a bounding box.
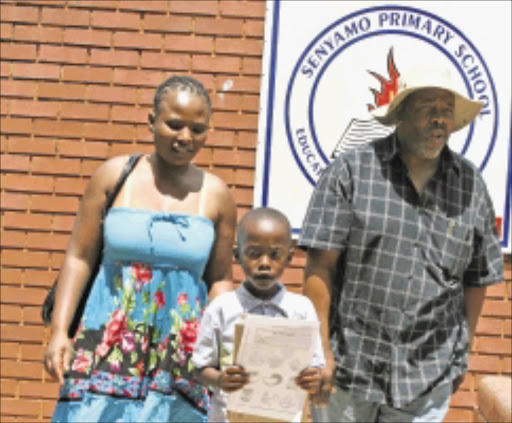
[192,207,325,422]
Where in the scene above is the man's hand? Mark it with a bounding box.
[218,365,250,393]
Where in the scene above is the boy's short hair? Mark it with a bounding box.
[236,207,292,246]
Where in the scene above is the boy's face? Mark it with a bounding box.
[237,217,293,297]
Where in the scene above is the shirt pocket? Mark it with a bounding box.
[430,216,473,278]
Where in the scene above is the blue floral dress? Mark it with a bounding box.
[52,208,215,423]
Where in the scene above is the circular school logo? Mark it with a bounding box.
[285,5,498,186]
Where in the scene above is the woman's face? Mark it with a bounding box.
[149,88,210,167]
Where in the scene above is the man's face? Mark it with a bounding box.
[396,88,455,161]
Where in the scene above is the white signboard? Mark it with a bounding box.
[254,0,511,252]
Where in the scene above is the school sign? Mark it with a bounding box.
[254,1,511,252]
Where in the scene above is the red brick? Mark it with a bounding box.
[216,75,261,93]
[0,80,36,98]
[0,192,29,211]
[37,82,87,101]
[444,408,474,423]
[214,112,258,130]
[245,20,264,38]
[0,42,37,61]
[113,31,163,50]
[63,28,111,48]
[236,147,257,167]
[62,65,112,84]
[31,195,79,214]
[25,233,68,251]
[89,48,139,68]
[19,381,59,399]
[0,230,25,250]
[60,102,110,121]
[486,282,508,299]
[1,249,49,268]
[41,7,90,27]
[9,100,60,119]
[80,158,104,177]
[502,357,511,374]
[58,140,109,159]
[209,167,234,185]
[52,215,75,232]
[12,25,63,44]
[140,51,190,71]
[50,252,65,269]
[11,63,61,81]
[23,306,48,325]
[0,268,23,285]
[195,17,244,36]
[241,94,259,112]
[482,300,512,318]
[117,0,168,13]
[243,57,263,75]
[111,105,148,124]
[7,137,56,155]
[24,270,58,288]
[2,174,54,194]
[192,55,240,74]
[136,124,154,143]
[191,147,212,166]
[39,45,87,64]
[476,337,512,355]
[31,157,80,175]
[169,0,217,16]
[1,287,47,307]
[68,0,118,9]
[0,343,19,360]
[143,15,191,33]
[54,177,87,195]
[20,344,45,362]
[91,10,140,30]
[0,324,45,342]
[233,187,254,205]
[112,69,163,88]
[88,85,137,105]
[0,117,32,135]
[476,317,504,337]
[164,34,213,53]
[137,87,155,107]
[83,122,137,142]
[216,38,263,56]
[469,354,502,373]
[0,5,39,24]
[110,142,153,157]
[0,379,18,397]
[206,130,236,147]
[1,22,13,39]
[237,131,257,148]
[219,1,265,19]
[1,305,23,323]
[32,120,83,139]
[235,168,255,186]
[1,154,30,173]
[0,398,40,417]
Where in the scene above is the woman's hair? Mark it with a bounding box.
[153,75,212,114]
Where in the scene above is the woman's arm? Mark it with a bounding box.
[44,156,127,383]
[202,173,237,300]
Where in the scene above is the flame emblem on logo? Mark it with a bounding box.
[368,48,400,111]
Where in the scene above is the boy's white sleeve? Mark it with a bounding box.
[191,303,220,369]
[304,298,326,368]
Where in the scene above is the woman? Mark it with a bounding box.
[44,76,236,422]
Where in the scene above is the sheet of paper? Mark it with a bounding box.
[227,315,319,422]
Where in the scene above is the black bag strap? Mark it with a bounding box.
[102,153,143,218]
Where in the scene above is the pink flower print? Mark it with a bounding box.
[158,335,169,353]
[132,263,152,291]
[121,331,136,353]
[135,360,145,377]
[140,335,149,353]
[155,292,166,309]
[71,348,92,373]
[96,309,127,357]
[109,359,121,373]
[177,292,188,306]
[179,320,199,354]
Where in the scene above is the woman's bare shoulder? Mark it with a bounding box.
[202,169,236,220]
[88,155,137,192]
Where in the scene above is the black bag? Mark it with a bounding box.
[41,154,143,338]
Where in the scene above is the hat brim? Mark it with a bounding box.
[371,87,483,132]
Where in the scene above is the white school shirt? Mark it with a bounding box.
[192,282,325,423]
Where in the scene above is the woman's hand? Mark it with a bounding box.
[217,365,250,393]
[296,367,322,394]
[44,330,73,384]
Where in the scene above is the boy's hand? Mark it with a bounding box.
[218,365,250,393]
[295,367,322,394]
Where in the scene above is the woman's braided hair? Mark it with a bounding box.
[153,75,212,114]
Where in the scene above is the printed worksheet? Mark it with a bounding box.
[226,314,319,422]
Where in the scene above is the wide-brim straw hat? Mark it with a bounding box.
[372,64,483,132]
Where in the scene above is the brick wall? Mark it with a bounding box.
[0,1,510,422]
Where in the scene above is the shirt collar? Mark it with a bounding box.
[380,132,460,175]
[236,281,288,314]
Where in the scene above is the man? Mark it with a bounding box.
[299,65,504,422]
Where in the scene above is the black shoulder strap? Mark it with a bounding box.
[103,153,143,215]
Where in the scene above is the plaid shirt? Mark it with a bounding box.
[299,133,504,408]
